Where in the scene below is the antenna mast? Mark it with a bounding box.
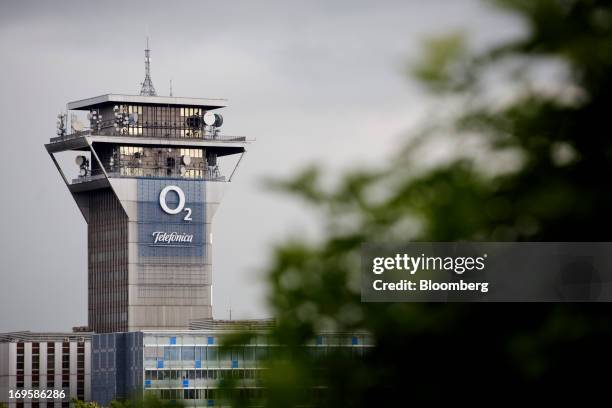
[140,37,157,96]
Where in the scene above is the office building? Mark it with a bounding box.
[0,331,92,408]
[91,321,372,406]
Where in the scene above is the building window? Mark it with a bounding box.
[181,346,194,361]
[16,342,24,388]
[77,342,85,399]
[164,347,180,361]
[206,347,218,362]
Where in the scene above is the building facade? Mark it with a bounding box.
[0,332,92,408]
[91,323,372,406]
[46,93,249,333]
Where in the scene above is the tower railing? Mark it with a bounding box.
[71,171,227,185]
[50,129,249,144]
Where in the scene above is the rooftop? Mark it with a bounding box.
[189,318,276,332]
[0,331,94,342]
[67,94,227,111]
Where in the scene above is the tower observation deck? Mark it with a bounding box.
[46,50,251,333]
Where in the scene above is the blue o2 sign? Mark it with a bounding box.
[159,185,192,220]
[138,179,205,257]
[153,185,194,245]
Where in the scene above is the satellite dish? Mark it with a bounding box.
[180,166,187,175]
[203,112,216,126]
[129,113,138,126]
[79,167,88,177]
[214,113,223,127]
[182,155,192,166]
[75,155,86,166]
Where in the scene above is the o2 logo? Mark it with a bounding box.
[159,185,192,221]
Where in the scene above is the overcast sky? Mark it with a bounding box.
[0,0,522,332]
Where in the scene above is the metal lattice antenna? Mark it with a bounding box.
[140,37,157,96]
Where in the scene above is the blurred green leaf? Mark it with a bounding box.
[226,0,612,405]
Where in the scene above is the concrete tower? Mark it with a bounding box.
[46,53,249,333]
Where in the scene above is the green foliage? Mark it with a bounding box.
[411,32,472,93]
[107,395,183,408]
[71,399,100,408]
[228,0,612,405]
